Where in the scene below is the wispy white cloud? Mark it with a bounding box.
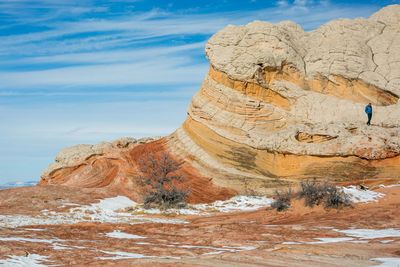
[0,1,380,90]
[0,57,208,88]
[0,1,376,57]
[1,42,204,65]
[0,0,388,182]
[277,0,290,8]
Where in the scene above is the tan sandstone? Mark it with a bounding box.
[41,5,400,196]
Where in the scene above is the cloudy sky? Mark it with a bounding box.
[0,0,398,184]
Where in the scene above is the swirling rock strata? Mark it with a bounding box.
[39,138,235,203]
[41,5,400,196]
[167,5,400,193]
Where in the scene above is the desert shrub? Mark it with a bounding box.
[139,152,188,209]
[299,179,352,209]
[299,179,332,207]
[324,186,352,208]
[271,187,293,212]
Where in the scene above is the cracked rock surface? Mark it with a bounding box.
[168,5,400,193]
[40,5,400,195]
[206,5,400,92]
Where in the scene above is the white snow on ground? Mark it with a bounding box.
[195,196,274,213]
[105,230,146,239]
[0,237,61,244]
[176,244,256,256]
[0,236,89,252]
[309,237,354,244]
[282,228,400,246]
[0,254,50,267]
[336,229,400,239]
[52,244,71,250]
[88,196,136,212]
[379,184,400,188]
[51,243,86,250]
[98,251,148,260]
[121,241,256,256]
[282,237,354,245]
[342,186,384,203]
[282,241,302,245]
[371,257,400,267]
[0,196,187,227]
[97,251,181,260]
[135,207,200,215]
[133,196,274,215]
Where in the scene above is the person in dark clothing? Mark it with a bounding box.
[365,103,373,126]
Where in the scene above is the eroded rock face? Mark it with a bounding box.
[168,5,400,193]
[41,5,400,196]
[39,137,234,203]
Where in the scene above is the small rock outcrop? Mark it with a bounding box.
[41,5,400,196]
[39,137,234,203]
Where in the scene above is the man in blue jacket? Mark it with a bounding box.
[365,103,373,126]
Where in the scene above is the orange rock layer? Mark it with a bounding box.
[39,139,235,203]
[167,116,400,194]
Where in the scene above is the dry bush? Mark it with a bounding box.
[299,179,332,207]
[271,187,293,212]
[299,179,352,209]
[324,186,352,208]
[138,152,188,209]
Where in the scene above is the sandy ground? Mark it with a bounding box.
[0,185,399,266]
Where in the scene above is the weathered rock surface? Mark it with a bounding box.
[42,137,156,177]
[168,5,400,193]
[41,5,400,196]
[39,137,234,203]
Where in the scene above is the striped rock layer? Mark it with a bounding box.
[167,5,400,193]
[41,5,400,197]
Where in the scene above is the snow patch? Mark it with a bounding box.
[52,243,70,250]
[371,257,400,267]
[105,230,146,239]
[195,196,273,213]
[176,244,256,255]
[98,251,147,260]
[282,237,354,245]
[0,196,187,227]
[0,237,61,244]
[0,236,87,252]
[133,196,273,215]
[89,196,136,212]
[342,186,384,203]
[51,243,86,250]
[97,251,181,260]
[379,184,400,188]
[0,254,50,267]
[282,241,302,245]
[380,240,394,244]
[336,229,400,239]
[309,237,354,244]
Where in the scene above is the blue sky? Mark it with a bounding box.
[0,0,399,184]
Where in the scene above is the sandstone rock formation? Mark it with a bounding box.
[168,5,400,193]
[39,137,235,203]
[41,5,400,196]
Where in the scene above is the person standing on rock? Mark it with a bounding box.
[365,103,373,126]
